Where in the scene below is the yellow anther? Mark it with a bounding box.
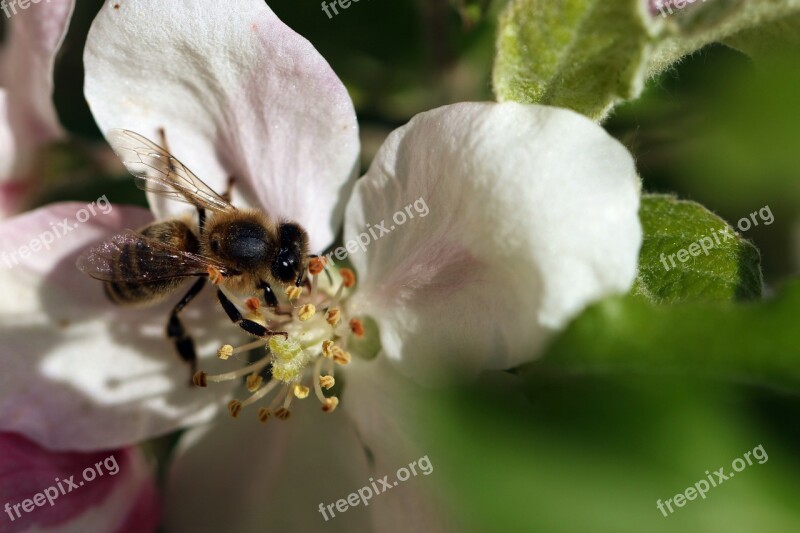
[331,346,351,366]
[228,400,243,419]
[298,303,316,321]
[285,286,303,300]
[293,384,310,399]
[246,374,263,393]
[322,340,334,358]
[192,371,207,387]
[217,345,233,360]
[319,375,335,390]
[325,308,341,327]
[321,397,339,413]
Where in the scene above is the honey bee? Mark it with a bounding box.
[77,129,310,373]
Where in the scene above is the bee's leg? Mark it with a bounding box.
[222,175,236,203]
[167,277,207,377]
[216,288,288,339]
[258,280,279,308]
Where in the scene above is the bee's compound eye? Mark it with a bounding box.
[272,249,298,283]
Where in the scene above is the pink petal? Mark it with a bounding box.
[84,0,359,252]
[0,203,241,450]
[0,431,159,532]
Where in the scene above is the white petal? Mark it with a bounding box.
[0,203,245,450]
[84,0,359,252]
[344,102,641,382]
[165,359,450,533]
[164,395,373,532]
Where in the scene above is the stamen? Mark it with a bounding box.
[349,318,365,338]
[197,356,271,385]
[241,378,280,407]
[275,408,291,420]
[217,345,234,360]
[322,340,334,358]
[285,286,302,301]
[331,346,352,366]
[321,397,339,413]
[339,268,356,288]
[308,257,327,275]
[298,304,316,321]
[325,308,341,327]
[228,400,243,418]
[310,271,319,301]
[320,375,335,390]
[293,384,310,399]
[257,407,270,423]
[246,374,263,393]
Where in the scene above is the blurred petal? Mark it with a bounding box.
[0,203,242,450]
[84,0,359,252]
[0,0,74,218]
[1,0,74,155]
[344,103,642,382]
[164,397,373,532]
[0,432,159,532]
[165,359,450,532]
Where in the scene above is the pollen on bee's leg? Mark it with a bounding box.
[207,267,225,285]
[349,318,365,338]
[325,307,341,327]
[298,303,316,321]
[245,297,261,312]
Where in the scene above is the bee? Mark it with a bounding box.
[77,129,310,374]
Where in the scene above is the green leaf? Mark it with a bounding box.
[494,0,800,120]
[634,195,763,304]
[530,280,800,392]
[648,0,800,77]
[492,0,656,121]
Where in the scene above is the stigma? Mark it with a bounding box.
[193,261,363,422]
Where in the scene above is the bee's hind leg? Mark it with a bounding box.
[167,277,207,381]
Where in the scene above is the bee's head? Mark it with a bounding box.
[271,222,309,285]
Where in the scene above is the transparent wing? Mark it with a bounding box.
[106,129,234,213]
[77,231,233,283]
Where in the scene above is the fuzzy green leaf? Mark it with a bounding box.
[634,195,763,304]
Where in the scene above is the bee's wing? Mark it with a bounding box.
[106,129,235,214]
[77,231,232,282]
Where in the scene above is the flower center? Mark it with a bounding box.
[192,258,365,422]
